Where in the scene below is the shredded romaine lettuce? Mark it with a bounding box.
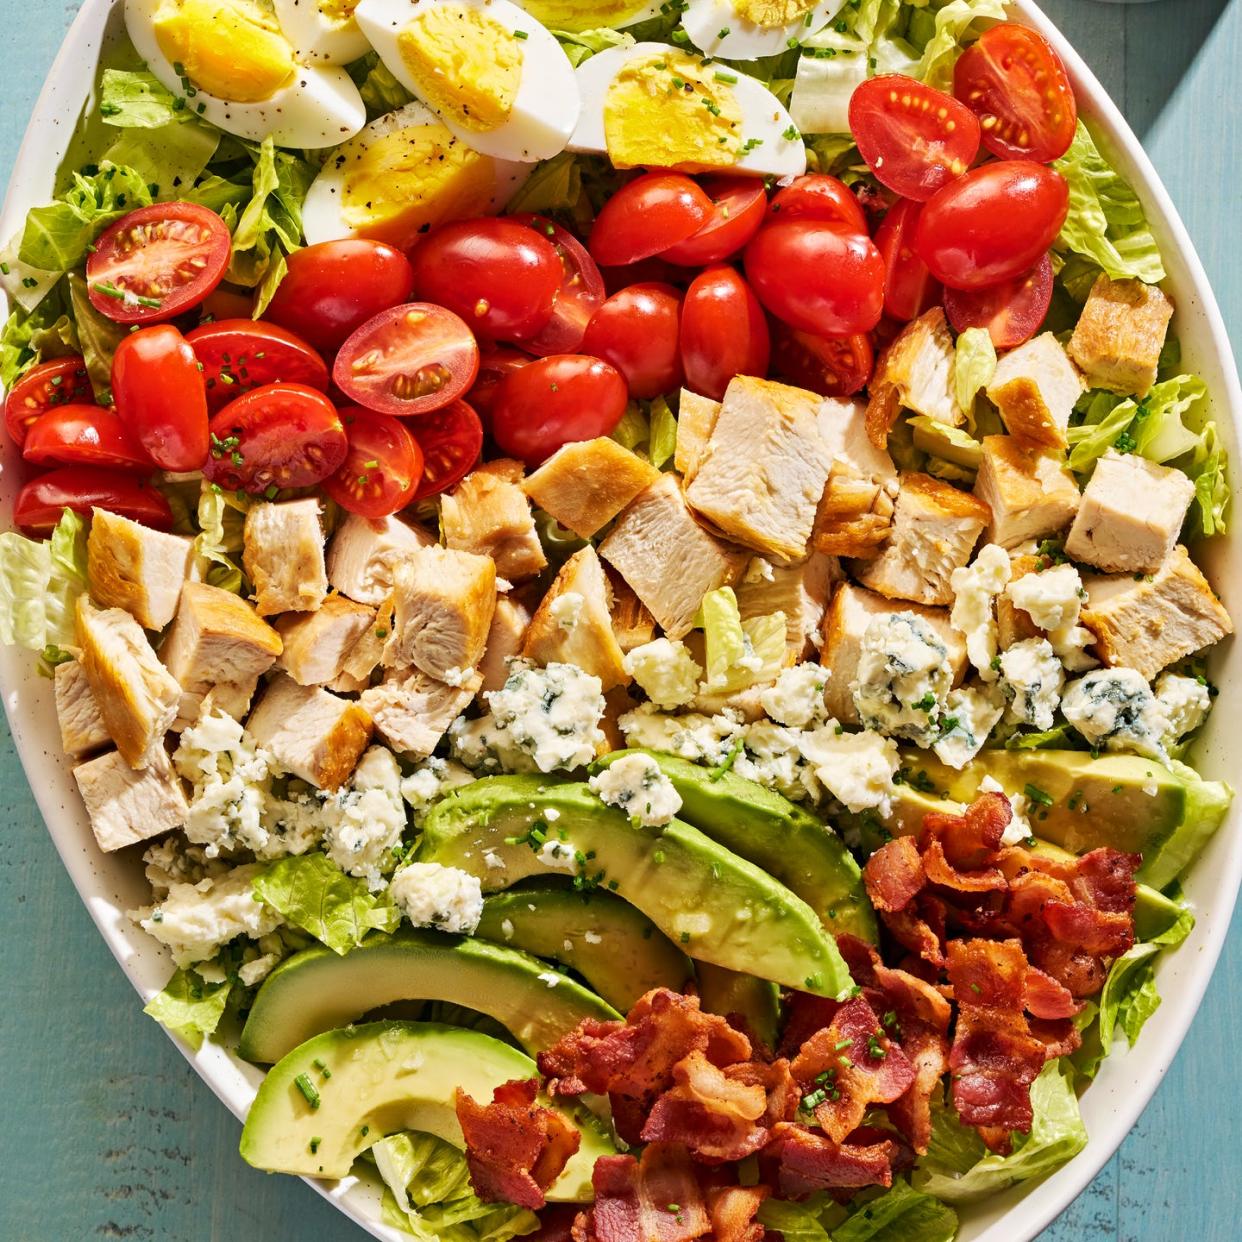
[505,152,583,215]
[0,508,87,658]
[0,283,77,388]
[99,68,193,128]
[194,487,250,595]
[908,0,1007,89]
[553,26,635,67]
[142,966,232,1050]
[953,327,997,420]
[67,272,128,403]
[648,395,678,469]
[347,51,415,119]
[700,587,747,690]
[832,1179,958,1241]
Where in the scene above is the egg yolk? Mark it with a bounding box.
[334,122,498,250]
[397,6,522,133]
[153,0,297,103]
[735,0,820,26]
[516,0,656,26]
[604,51,744,171]
[318,0,360,23]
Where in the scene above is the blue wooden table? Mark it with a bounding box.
[1,3,1239,1238]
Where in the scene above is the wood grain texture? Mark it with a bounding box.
[0,1,1239,1238]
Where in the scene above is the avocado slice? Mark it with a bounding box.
[695,962,780,1049]
[595,750,877,942]
[238,930,619,1065]
[240,1020,613,1195]
[475,884,691,1012]
[419,776,853,999]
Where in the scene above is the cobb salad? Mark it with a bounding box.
[0,0,1234,1238]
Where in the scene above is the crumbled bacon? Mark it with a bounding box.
[765,1123,897,1197]
[1024,966,1083,1020]
[582,1145,710,1242]
[862,836,926,911]
[705,1185,769,1242]
[455,1078,581,1209]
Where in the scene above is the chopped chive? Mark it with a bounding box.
[91,280,162,309]
[717,25,730,37]
[1024,783,1054,807]
[294,1073,321,1109]
[309,1136,321,1154]
[714,70,738,83]
[513,29,528,39]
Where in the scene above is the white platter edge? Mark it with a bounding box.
[0,3,1238,1241]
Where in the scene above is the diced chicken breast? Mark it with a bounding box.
[88,509,194,630]
[521,546,629,692]
[521,437,660,538]
[599,473,749,639]
[853,473,991,606]
[606,568,657,653]
[1081,545,1232,679]
[383,544,497,681]
[865,308,964,448]
[54,660,109,757]
[996,554,1044,650]
[361,668,479,758]
[813,464,897,558]
[1065,449,1195,573]
[441,459,547,581]
[675,389,722,485]
[986,333,1084,449]
[326,512,435,605]
[479,596,533,694]
[973,435,1080,549]
[160,582,283,728]
[243,499,328,616]
[820,582,968,725]
[277,595,377,686]
[75,596,181,769]
[818,397,897,480]
[74,750,189,853]
[328,599,393,693]
[1068,274,1174,397]
[686,375,834,561]
[736,551,840,658]
[246,673,373,790]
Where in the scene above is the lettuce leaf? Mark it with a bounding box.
[67,272,129,404]
[1053,121,1165,287]
[0,283,77,388]
[649,395,678,469]
[757,1198,837,1242]
[954,327,996,420]
[1188,420,1229,536]
[100,121,221,201]
[914,1061,1087,1204]
[0,508,87,657]
[348,51,415,119]
[99,68,193,128]
[1066,390,1137,473]
[554,27,635,68]
[505,152,583,215]
[700,587,747,690]
[252,852,401,956]
[142,966,232,1050]
[610,402,650,451]
[909,0,1007,89]
[194,487,250,594]
[1131,374,1208,463]
[831,1179,958,1242]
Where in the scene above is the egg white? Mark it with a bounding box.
[569,42,807,179]
[272,0,372,64]
[682,0,846,61]
[125,0,367,147]
[511,0,664,33]
[303,101,531,246]
[354,0,580,163]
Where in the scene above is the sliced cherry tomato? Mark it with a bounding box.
[744,219,885,337]
[410,218,561,343]
[187,320,330,412]
[468,346,533,426]
[588,174,713,267]
[199,286,255,322]
[770,324,874,398]
[324,407,424,517]
[507,215,606,355]
[412,399,485,500]
[659,176,768,266]
[204,383,348,493]
[915,161,1069,290]
[264,240,414,353]
[954,23,1078,163]
[581,283,683,400]
[333,303,480,418]
[768,174,868,234]
[944,252,1055,348]
[23,405,154,471]
[111,325,209,471]
[4,355,93,447]
[86,202,231,324]
[849,75,982,202]
[491,355,628,465]
[874,199,942,322]
[680,266,770,402]
[14,467,173,531]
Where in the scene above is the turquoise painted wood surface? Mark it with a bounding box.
[0,2,1239,1238]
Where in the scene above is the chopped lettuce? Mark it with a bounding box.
[758,1196,840,1242]
[648,395,678,469]
[1066,389,1137,473]
[505,152,583,215]
[610,402,650,452]
[1188,420,1230,536]
[909,0,1007,89]
[194,487,250,595]
[98,68,194,128]
[0,283,78,388]
[67,272,128,403]
[915,1061,1087,1203]
[789,32,869,136]
[0,509,87,658]
[1131,374,1208,463]
[953,327,997,420]
[1053,121,1165,288]
[741,612,789,685]
[142,966,232,1051]
[100,122,221,201]
[348,51,415,119]
[252,852,401,956]
[832,1179,958,1242]
[553,26,635,68]
[700,587,747,690]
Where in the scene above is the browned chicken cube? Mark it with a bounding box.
[361,668,480,758]
[442,459,547,581]
[522,438,660,539]
[243,499,328,616]
[865,308,963,449]
[88,509,194,630]
[277,595,377,686]
[1068,274,1174,397]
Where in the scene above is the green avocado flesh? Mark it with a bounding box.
[418,776,854,999]
[882,749,1230,889]
[474,884,691,1012]
[238,930,619,1065]
[239,1020,613,1195]
[695,962,781,1049]
[595,750,877,943]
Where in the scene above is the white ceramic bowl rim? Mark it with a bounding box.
[1,3,1239,1240]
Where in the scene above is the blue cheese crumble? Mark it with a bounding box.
[998,638,1064,732]
[1155,672,1212,743]
[760,663,829,728]
[389,862,483,934]
[1061,668,1170,760]
[950,544,1011,680]
[623,638,703,709]
[933,685,1005,770]
[852,612,952,745]
[588,753,682,826]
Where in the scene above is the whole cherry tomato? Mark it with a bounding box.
[769,174,867,233]
[14,467,173,531]
[581,283,683,399]
[324,407,424,517]
[660,175,768,266]
[4,355,93,447]
[588,173,713,267]
[944,252,1054,348]
[874,199,942,322]
[680,266,770,402]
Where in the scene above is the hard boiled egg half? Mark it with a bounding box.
[272,0,371,64]
[510,0,663,33]
[569,43,807,178]
[303,101,531,248]
[681,0,846,61]
[354,0,580,162]
[125,0,366,147]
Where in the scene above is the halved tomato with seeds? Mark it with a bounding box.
[412,399,484,500]
[4,355,93,446]
[325,407,424,517]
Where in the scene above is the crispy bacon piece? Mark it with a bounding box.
[789,997,915,1142]
[706,1185,769,1242]
[862,836,926,911]
[766,1123,896,1197]
[1024,966,1082,1020]
[582,1145,710,1242]
[1029,1017,1082,1060]
[455,1078,581,1209]
[923,792,1009,869]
